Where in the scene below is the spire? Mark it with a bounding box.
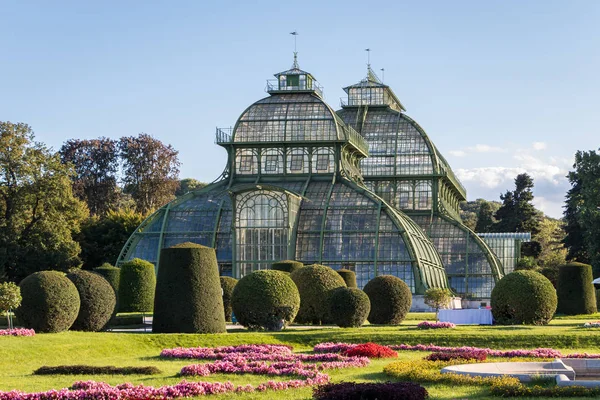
[290,31,299,69]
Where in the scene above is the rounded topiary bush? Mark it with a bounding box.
[491,270,557,325]
[118,258,156,313]
[363,275,412,325]
[93,263,120,296]
[220,276,238,322]
[272,260,303,274]
[336,269,357,288]
[329,287,370,328]
[16,271,80,333]
[231,270,300,331]
[153,243,226,333]
[557,262,597,315]
[290,264,346,324]
[67,270,116,332]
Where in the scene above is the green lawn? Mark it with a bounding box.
[2,315,600,399]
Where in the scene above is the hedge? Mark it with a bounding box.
[67,270,116,331]
[118,258,156,313]
[220,276,238,322]
[336,269,357,288]
[290,264,346,324]
[363,275,412,324]
[93,263,120,296]
[329,287,370,328]
[231,270,300,330]
[34,365,161,375]
[153,243,226,333]
[272,260,304,274]
[491,270,557,325]
[557,262,597,315]
[15,271,80,333]
[313,382,428,400]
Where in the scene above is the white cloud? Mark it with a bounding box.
[448,150,467,157]
[467,144,505,153]
[533,142,547,150]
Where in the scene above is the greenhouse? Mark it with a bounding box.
[118,58,526,298]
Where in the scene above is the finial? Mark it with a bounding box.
[365,48,371,69]
[380,68,385,83]
[290,31,299,69]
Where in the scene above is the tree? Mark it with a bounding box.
[77,209,145,269]
[59,138,120,216]
[423,288,452,320]
[563,149,600,277]
[175,178,207,197]
[0,282,21,329]
[119,134,180,214]
[459,199,501,231]
[0,122,88,282]
[494,173,541,235]
[536,218,567,269]
[475,200,499,233]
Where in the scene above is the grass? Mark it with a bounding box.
[2,315,600,399]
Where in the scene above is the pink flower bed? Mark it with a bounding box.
[0,328,35,337]
[313,342,600,359]
[417,321,456,329]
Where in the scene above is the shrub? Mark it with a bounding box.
[67,270,116,331]
[329,287,370,328]
[232,270,300,330]
[153,243,226,333]
[290,264,346,324]
[423,288,452,317]
[93,263,120,295]
[0,282,22,329]
[417,321,455,329]
[34,365,161,375]
[220,276,238,322]
[425,350,487,362]
[15,271,80,333]
[313,381,428,400]
[118,258,156,313]
[271,260,303,274]
[491,270,557,325]
[336,269,357,288]
[363,275,412,324]
[557,262,597,315]
[343,343,398,358]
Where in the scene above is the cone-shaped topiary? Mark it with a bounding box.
[557,262,597,315]
[363,275,412,325]
[232,270,300,331]
[118,258,156,313]
[67,270,116,332]
[16,271,80,333]
[271,260,303,274]
[336,269,357,288]
[329,287,370,328]
[491,270,557,325]
[220,276,238,322]
[153,243,226,333]
[93,263,120,296]
[290,264,346,324]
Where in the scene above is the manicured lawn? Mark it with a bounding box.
[2,315,600,399]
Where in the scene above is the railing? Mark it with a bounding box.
[266,80,323,97]
[340,96,398,109]
[215,127,233,144]
[343,127,369,156]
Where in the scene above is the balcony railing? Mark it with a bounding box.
[266,80,323,97]
[343,127,369,156]
[215,127,233,144]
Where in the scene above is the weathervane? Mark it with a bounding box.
[365,48,371,69]
[380,68,385,83]
[290,31,299,68]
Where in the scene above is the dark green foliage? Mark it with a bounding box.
[232,270,300,330]
[220,276,238,322]
[175,178,206,196]
[493,173,541,241]
[474,200,498,233]
[34,365,160,375]
[539,266,559,289]
[313,381,428,400]
[329,287,370,328]
[153,243,226,333]
[118,258,156,313]
[67,270,116,331]
[557,262,597,315]
[15,271,80,333]
[491,270,557,325]
[290,264,346,324]
[272,260,304,274]
[93,263,120,295]
[336,269,357,288]
[363,275,412,325]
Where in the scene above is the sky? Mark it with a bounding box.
[1,1,599,218]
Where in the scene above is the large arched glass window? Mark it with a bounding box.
[236,191,288,276]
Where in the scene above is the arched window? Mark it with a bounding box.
[311,147,334,173]
[236,149,258,175]
[286,148,309,173]
[261,148,284,174]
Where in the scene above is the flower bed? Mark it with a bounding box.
[0,328,35,337]
[342,342,397,359]
[417,321,455,329]
[425,350,487,362]
[313,381,428,400]
[34,365,161,375]
[583,321,600,328]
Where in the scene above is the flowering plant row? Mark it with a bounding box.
[342,343,398,358]
[417,321,456,329]
[0,328,35,337]
[425,350,487,362]
[583,321,600,328]
[314,342,600,359]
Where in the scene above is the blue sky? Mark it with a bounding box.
[2,1,599,218]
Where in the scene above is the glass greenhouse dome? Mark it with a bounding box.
[117,59,449,294]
